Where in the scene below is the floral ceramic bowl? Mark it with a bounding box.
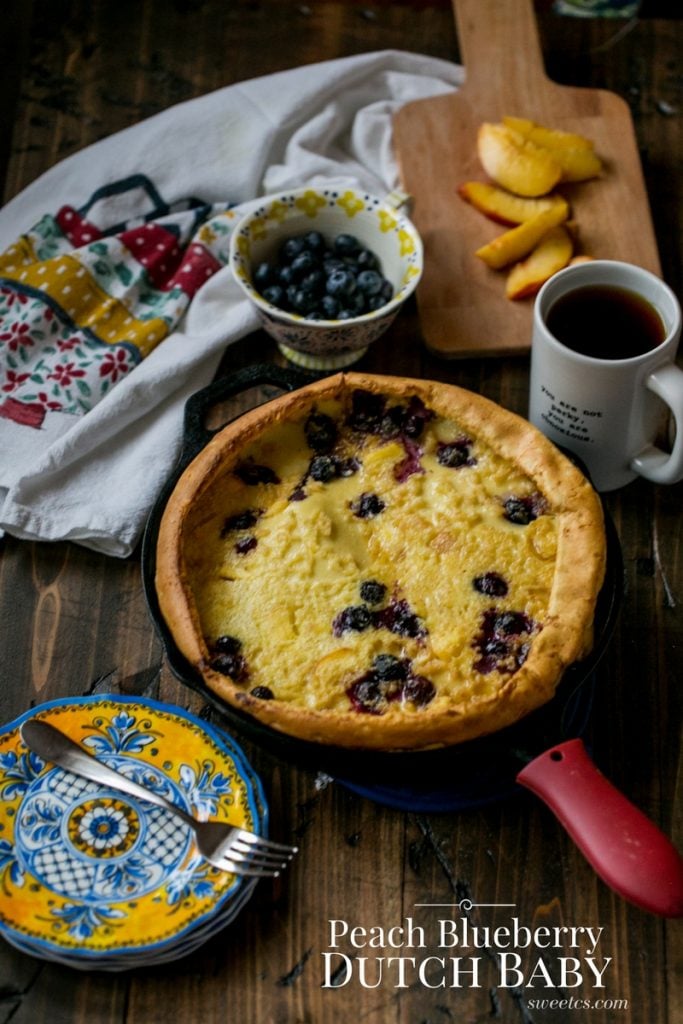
[229,185,423,370]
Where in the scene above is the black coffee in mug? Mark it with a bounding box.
[546,283,667,360]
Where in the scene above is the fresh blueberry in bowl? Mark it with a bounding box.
[326,268,358,299]
[228,186,423,370]
[356,269,384,296]
[356,248,380,271]
[280,236,307,261]
[262,284,286,307]
[253,262,273,288]
[290,250,317,279]
[333,233,361,257]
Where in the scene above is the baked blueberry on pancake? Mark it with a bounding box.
[156,373,605,751]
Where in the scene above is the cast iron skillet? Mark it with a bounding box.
[141,366,683,917]
[141,363,619,805]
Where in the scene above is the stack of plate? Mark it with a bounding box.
[0,694,268,970]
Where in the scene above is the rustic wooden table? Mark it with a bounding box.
[0,2,680,1022]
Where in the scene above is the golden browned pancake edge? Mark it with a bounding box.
[155,372,606,751]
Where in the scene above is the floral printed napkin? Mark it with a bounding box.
[0,50,461,555]
[0,182,239,430]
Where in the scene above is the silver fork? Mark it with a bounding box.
[20,718,297,878]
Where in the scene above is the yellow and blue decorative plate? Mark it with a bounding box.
[0,695,267,968]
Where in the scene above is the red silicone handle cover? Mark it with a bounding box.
[516,738,683,918]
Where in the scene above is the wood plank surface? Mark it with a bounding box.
[0,3,681,1024]
[392,0,661,357]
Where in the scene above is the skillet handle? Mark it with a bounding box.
[516,738,683,918]
[181,363,315,463]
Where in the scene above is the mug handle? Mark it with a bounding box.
[630,363,683,485]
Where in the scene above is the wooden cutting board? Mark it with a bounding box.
[392,0,661,359]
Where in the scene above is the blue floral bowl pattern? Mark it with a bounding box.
[0,694,267,966]
[229,186,423,369]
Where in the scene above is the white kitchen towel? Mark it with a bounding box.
[0,50,461,557]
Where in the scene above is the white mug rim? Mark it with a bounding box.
[534,259,682,367]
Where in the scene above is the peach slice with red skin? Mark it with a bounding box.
[477,123,563,197]
[505,225,574,300]
[502,116,603,183]
[468,117,601,298]
[475,200,570,270]
[457,181,568,226]
[502,116,595,152]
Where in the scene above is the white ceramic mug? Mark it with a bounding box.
[529,260,683,491]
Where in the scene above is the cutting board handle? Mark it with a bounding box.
[452,0,550,102]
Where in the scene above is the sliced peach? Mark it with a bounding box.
[505,225,574,300]
[475,200,569,270]
[477,123,562,198]
[503,116,595,152]
[553,146,602,183]
[503,117,602,183]
[457,181,568,226]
